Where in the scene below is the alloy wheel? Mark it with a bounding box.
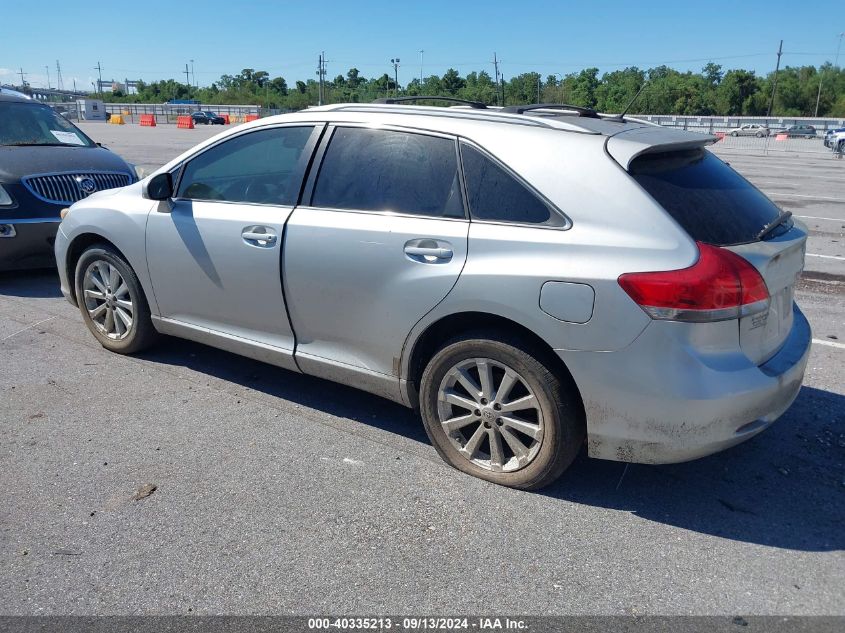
[82,260,134,340]
[436,357,544,472]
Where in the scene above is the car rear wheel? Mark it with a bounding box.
[731,131,738,136]
[419,332,585,490]
[74,245,158,354]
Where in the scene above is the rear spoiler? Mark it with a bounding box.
[606,126,717,171]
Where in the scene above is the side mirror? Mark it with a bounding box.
[144,173,173,200]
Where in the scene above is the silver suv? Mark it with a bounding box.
[54,100,810,490]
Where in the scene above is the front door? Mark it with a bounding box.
[146,125,319,358]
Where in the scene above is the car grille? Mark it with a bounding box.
[22,171,133,205]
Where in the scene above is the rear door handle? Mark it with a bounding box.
[404,246,452,258]
[404,239,453,263]
[242,226,277,246]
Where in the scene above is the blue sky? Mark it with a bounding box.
[2,0,843,90]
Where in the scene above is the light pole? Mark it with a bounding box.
[45,65,51,90]
[814,33,844,117]
[190,59,195,88]
[391,58,400,97]
[419,50,424,84]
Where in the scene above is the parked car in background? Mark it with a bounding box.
[0,93,136,270]
[730,123,769,137]
[191,111,226,125]
[823,127,845,147]
[55,100,810,490]
[828,130,845,152]
[779,124,817,138]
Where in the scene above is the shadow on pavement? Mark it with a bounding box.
[141,335,844,552]
[137,336,428,444]
[0,268,63,298]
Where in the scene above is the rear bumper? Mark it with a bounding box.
[0,219,60,271]
[560,305,811,464]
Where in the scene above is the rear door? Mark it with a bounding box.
[284,125,469,377]
[146,124,319,360]
[628,147,807,364]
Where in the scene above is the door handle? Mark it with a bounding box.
[404,246,452,258]
[404,239,453,263]
[242,226,277,246]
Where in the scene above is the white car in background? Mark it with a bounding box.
[730,124,770,137]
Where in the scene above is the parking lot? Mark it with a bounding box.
[1,121,843,615]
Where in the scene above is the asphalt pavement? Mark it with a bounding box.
[0,121,842,616]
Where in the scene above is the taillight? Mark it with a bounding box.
[618,242,770,322]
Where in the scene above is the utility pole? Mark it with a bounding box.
[493,52,500,106]
[73,78,77,92]
[501,74,506,106]
[817,32,845,117]
[190,59,196,87]
[766,39,783,117]
[56,60,63,91]
[95,62,103,96]
[18,67,26,88]
[184,63,191,86]
[45,65,51,90]
[537,74,541,103]
[317,52,324,106]
[391,58,400,97]
[419,50,424,84]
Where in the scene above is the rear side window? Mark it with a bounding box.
[460,142,556,225]
[630,149,784,246]
[312,127,464,218]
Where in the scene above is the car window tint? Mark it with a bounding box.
[630,149,784,246]
[176,126,313,205]
[460,143,552,224]
[312,127,464,218]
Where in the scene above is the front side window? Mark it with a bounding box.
[460,142,556,225]
[312,127,464,218]
[176,126,313,205]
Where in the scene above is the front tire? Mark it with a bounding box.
[419,332,585,490]
[74,245,158,354]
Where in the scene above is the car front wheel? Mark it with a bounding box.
[74,245,158,354]
[419,332,585,490]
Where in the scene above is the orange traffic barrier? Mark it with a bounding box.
[139,114,156,127]
[245,114,259,122]
[177,115,195,129]
[775,133,788,141]
[221,114,230,124]
[714,132,725,141]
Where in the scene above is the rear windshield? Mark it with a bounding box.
[630,149,785,245]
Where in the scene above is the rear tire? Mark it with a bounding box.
[419,331,585,490]
[74,245,158,354]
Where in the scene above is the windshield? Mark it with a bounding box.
[0,102,94,147]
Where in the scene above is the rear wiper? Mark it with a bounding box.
[758,210,792,240]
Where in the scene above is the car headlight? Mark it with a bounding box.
[0,185,13,206]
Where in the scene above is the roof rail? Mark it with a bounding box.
[372,96,488,109]
[500,103,600,119]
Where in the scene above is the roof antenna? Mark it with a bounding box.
[612,80,649,122]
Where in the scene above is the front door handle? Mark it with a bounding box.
[242,226,277,247]
[404,239,453,263]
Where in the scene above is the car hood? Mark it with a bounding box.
[0,145,132,182]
